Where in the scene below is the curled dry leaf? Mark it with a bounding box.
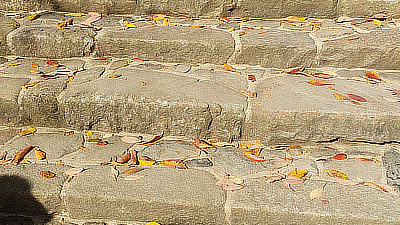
[31,63,39,68]
[121,168,144,175]
[124,174,146,181]
[287,168,308,178]
[131,150,138,165]
[333,93,348,100]
[307,79,332,86]
[22,81,40,89]
[139,81,146,86]
[121,136,142,144]
[94,56,111,60]
[284,16,307,23]
[64,168,85,176]
[216,179,244,191]
[288,66,305,74]
[29,69,42,74]
[27,13,39,21]
[39,170,55,178]
[97,140,108,145]
[34,149,46,160]
[331,153,347,160]
[346,94,367,102]
[46,59,59,67]
[310,183,327,200]
[365,71,381,81]
[325,169,348,179]
[110,166,119,181]
[87,138,101,142]
[243,147,261,156]
[227,27,235,32]
[361,181,387,192]
[243,152,266,162]
[64,131,74,136]
[281,176,304,185]
[323,146,335,151]
[194,138,213,149]
[158,159,186,169]
[20,160,32,164]
[313,73,333,79]
[132,58,144,63]
[0,151,7,160]
[224,63,236,72]
[117,151,131,164]
[13,146,35,164]
[288,145,301,149]
[138,156,156,166]
[140,134,163,146]
[248,75,256,82]
[238,142,253,149]
[109,74,122,78]
[238,30,247,36]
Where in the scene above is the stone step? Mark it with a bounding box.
[1,0,400,18]
[0,127,400,224]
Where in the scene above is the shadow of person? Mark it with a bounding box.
[0,175,53,225]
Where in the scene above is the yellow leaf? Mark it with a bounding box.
[85,131,93,135]
[109,74,122,78]
[333,93,348,100]
[238,142,253,149]
[31,63,39,68]
[27,13,39,21]
[159,159,186,169]
[227,27,235,32]
[373,19,382,26]
[9,62,22,67]
[121,168,144,175]
[20,127,37,135]
[288,144,301,149]
[163,18,169,26]
[266,94,271,97]
[126,23,137,28]
[284,16,307,23]
[372,158,381,164]
[20,159,32,164]
[34,149,46,160]
[152,14,166,21]
[224,63,236,72]
[287,168,308,178]
[145,222,161,225]
[22,81,40,89]
[325,169,348,179]
[65,13,82,17]
[139,159,156,166]
[39,170,55,178]
[238,30,247,36]
[139,81,146,86]
[66,77,74,81]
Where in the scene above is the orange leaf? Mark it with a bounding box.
[140,134,163,146]
[97,140,108,145]
[332,153,347,160]
[333,93,348,100]
[34,149,46,160]
[268,157,293,168]
[313,73,333,79]
[248,75,256,82]
[243,147,261,156]
[288,144,301,149]
[139,81,146,86]
[109,74,122,78]
[307,79,331,86]
[365,71,381,81]
[130,150,138,165]
[121,168,144,175]
[117,151,131,164]
[20,127,37,135]
[139,156,156,166]
[31,63,39,68]
[287,168,308,178]
[238,30,247,36]
[94,56,111,60]
[238,142,253,149]
[13,146,35,164]
[0,151,7,160]
[46,59,59,67]
[29,69,42,74]
[39,170,55,178]
[132,58,144,63]
[64,131,74,136]
[22,81,40,89]
[224,63,236,72]
[346,93,367,102]
[361,181,387,192]
[158,159,186,169]
[357,158,373,162]
[325,169,348,179]
[322,146,335,151]
[243,152,266,162]
[284,16,307,23]
[194,138,213,149]
[288,66,305,74]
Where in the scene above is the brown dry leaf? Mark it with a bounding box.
[55,160,64,165]
[238,30,247,36]
[243,152,266,162]
[87,138,101,142]
[46,59,59,67]
[22,81,40,89]
[333,93,348,100]
[269,157,293,169]
[323,146,335,151]
[94,56,111,60]
[365,71,381,81]
[109,74,122,78]
[357,158,373,162]
[0,151,7,160]
[138,156,156,166]
[248,75,256,82]
[13,146,35,164]
[288,144,301,149]
[121,168,144,175]
[287,168,308,178]
[139,81,146,86]
[216,179,244,191]
[288,66,305,74]
[332,153,347,160]
[369,13,387,20]
[64,131,74,136]
[131,150,138,165]
[110,166,119,181]
[97,140,108,145]
[29,69,42,74]
[361,181,387,192]
[158,159,186,169]
[346,93,367,102]
[284,16,307,23]
[31,63,39,68]
[39,170,55,178]
[325,169,348,179]
[310,183,326,200]
[34,149,46,160]
[224,63,236,72]
[140,134,163,146]
[117,151,131,164]
[307,79,332,86]
[64,168,85,176]
[194,138,213,149]
[238,142,252,149]
[313,73,333,79]
[281,176,304,185]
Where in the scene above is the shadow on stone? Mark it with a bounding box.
[0,175,53,225]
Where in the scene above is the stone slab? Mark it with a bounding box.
[230,178,400,224]
[339,0,400,18]
[233,29,316,69]
[0,14,19,56]
[6,26,96,59]
[69,67,105,86]
[0,164,70,215]
[320,29,400,69]
[63,166,226,224]
[1,132,84,161]
[60,68,246,141]
[138,140,201,161]
[383,148,400,190]
[0,77,29,126]
[0,0,55,11]
[96,26,234,64]
[244,73,400,144]
[0,127,19,145]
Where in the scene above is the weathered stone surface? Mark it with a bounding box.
[60,68,246,141]
[244,74,400,144]
[184,158,213,167]
[1,132,84,160]
[0,77,29,126]
[339,0,400,18]
[19,78,66,127]
[108,59,128,71]
[96,26,234,64]
[319,29,400,69]
[139,140,201,161]
[0,164,70,214]
[7,26,96,58]
[230,178,400,224]
[233,29,316,69]
[0,127,19,145]
[231,0,338,19]
[63,166,226,224]
[384,148,400,190]
[0,14,19,56]
[314,20,354,42]
[70,67,105,86]
[0,0,54,11]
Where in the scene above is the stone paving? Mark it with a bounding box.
[0,9,400,225]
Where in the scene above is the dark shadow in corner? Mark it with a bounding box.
[0,175,53,225]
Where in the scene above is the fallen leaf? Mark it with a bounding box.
[379,183,399,195]
[243,147,261,156]
[94,56,111,60]
[313,73,333,79]
[131,150,138,165]
[0,159,12,165]
[132,58,144,63]
[46,59,59,67]
[216,179,244,191]
[258,30,268,34]
[288,66,305,74]
[64,168,85,176]
[227,27,235,32]
[370,13,387,20]
[151,14,166,21]
[121,136,142,144]
[39,170,55,178]
[34,149,46,160]
[357,158,373,162]
[80,12,102,28]
[287,168,308,178]
[163,18,169,26]
[307,79,332,86]
[224,63,236,72]
[322,200,329,206]
[110,166,119,181]
[158,159,186,169]
[0,151,7,160]
[322,146,335,151]
[138,156,156,166]
[265,172,285,183]
[194,138,213,149]
[243,152,266,162]
[13,146,35,164]
[346,94,367,102]
[373,19,382,26]
[240,90,257,97]
[97,140,108,146]
[64,131,74,136]
[310,183,326,200]
[351,100,361,105]
[117,151,131,164]
[383,97,398,103]
[31,63,39,68]
[20,160,32,164]
[22,81,40,89]
[284,16,307,23]
[325,169,348,179]
[139,81,146,86]
[109,74,122,78]
[281,176,304,185]
[28,69,42,74]
[27,13,39,21]
[268,157,293,168]
[85,131,93,135]
[248,75,256,82]
[65,13,82,17]
[55,160,64,165]
[332,153,347,160]
[238,30,247,36]
[361,181,387,192]
[365,71,381,81]
[9,63,22,67]
[372,158,381,163]
[238,142,253,149]
[57,21,68,29]
[124,174,146,181]
[20,128,37,135]
[288,144,301,149]
[334,16,353,23]
[140,134,163,146]
[121,168,144,175]
[228,175,244,184]
[333,93,348,100]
